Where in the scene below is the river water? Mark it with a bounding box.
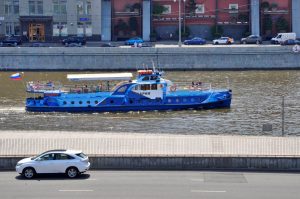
[0,71,299,136]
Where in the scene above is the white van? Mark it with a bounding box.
[271,33,296,44]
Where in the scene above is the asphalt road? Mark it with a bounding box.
[1,170,300,199]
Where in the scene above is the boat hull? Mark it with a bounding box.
[26,98,231,113]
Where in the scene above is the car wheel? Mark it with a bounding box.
[14,42,17,47]
[215,42,219,45]
[256,40,260,45]
[22,167,36,179]
[243,41,246,44]
[66,167,79,178]
[78,42,82,46]
[0,42,3,46]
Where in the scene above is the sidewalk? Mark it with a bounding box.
[0,130,299,157]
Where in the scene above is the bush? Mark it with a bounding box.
[261,2,270,10]
[275,17,288,32]
[211,25,224,38]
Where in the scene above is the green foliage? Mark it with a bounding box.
[238,14,249,22]
[116,19,128,31]
[129,17,138,31]
[270,3,278,9]
[152,3,168,17]
[263,15,273,31]
[211,25,224,38]
[260,1,270,10]
[275,17,289,32]
[186,0,197,16]
[176,26,190,38]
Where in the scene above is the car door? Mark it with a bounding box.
[34,153,56,173]
[55,153,77,173]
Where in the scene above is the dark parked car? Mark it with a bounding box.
[62,36,86,46]
[0,36,22,47]
[240,35,262,44]
[183,37,206,45]
[281,39,300,46]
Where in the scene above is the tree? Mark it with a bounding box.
[129,17,138,31]
[211,25,224,38]
[263,15,273,33]
[186,0,197,16]
[152,3,168,18]
[275,17,288,32]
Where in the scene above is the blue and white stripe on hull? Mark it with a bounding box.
[26,99,231,113]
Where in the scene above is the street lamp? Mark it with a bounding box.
[174,0,186,47]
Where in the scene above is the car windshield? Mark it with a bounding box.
[75,153,87,159]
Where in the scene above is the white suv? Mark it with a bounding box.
[16,149,90,179]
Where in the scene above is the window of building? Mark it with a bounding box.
[229,4,238,13]
[141,84,151,90]
[53,0,67,14]
[5,0,19,14]
[77,0,84,15]
[53,23,68,36]
[85,22,92,36]
[195,4,204,14]
[86,0,92,15]
[77,22,84,36]
[162,5,171,14]
[29,1,35,14]
[5,22,20,35]
[29,0,43,15]
[151,84,157,90]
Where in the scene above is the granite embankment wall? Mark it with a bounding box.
[1,156,300,171]
[0,46,299,70]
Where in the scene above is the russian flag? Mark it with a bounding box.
[10,73,22,80]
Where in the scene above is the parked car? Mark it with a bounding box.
[213,37,234,45]
[62,36,86,46]
[271,32,296,44]
[183,37,206,45]
[124,37,144,45]
[16,149,90,179]
[240,35,262,44]
[131,43,152,48]
[280,39,300,46]
[0,35,22,47]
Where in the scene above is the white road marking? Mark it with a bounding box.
[59,190,94,192]
[189,178,204,182]
[191,190,226,193]
[86,179,97,181]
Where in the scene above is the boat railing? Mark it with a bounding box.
[26,81,62,92]
[173,81,212,91]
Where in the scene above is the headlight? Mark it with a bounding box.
[16,163,23,167]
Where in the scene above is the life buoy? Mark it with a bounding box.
[170,85,177,92]
[293,44,300,53]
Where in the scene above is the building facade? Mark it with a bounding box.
[0,0,299,42]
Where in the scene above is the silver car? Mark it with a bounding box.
[16,149,90,179]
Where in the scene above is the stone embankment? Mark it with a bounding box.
[0,46,299,70]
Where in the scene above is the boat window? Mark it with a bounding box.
[87,101,90,104]
[176,98,180,103]
[151,84,157,90]
[117,85,127,93]
[150,76,158,80]
[110,100,114,104]
[129,99,133,104]
[141,84,151,90]
[71,101,75,105]
[142,76,150,81]
[95,100,98,104]
[63,101,67,105]
[183,98,187,102]
[79,101,82,104]
[168,99,172,103]
[191,98,195,102]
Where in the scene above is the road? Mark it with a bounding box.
[0,171,300,199]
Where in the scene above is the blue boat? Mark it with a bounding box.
[25,70,232,112]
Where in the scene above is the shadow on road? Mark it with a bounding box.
[15,173,91,181]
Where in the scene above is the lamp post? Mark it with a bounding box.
[174,0,185,47]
